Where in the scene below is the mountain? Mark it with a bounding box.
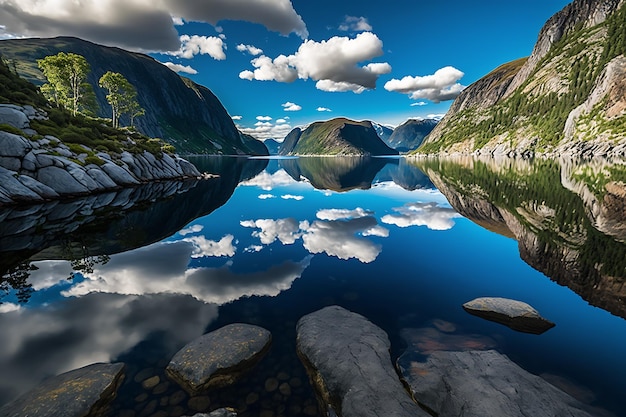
[419,0,626,157]
[278,118,398,156]
[239,132,269,156]
[386,119,437,152]
[372,122,394,143]
[0,36,267,155]
[263,138,282,155]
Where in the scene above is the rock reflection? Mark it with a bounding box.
[413,156,626,318]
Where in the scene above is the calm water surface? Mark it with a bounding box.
[1,156,625,417]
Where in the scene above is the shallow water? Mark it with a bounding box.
[1,155,625,417]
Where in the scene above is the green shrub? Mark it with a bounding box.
[84,155,105,166]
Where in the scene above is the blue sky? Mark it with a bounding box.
[0,0,571,140]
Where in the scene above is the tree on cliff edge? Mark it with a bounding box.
[37,52,94,116]
[99,71,143,128]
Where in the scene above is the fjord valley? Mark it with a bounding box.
[1,0,626,416]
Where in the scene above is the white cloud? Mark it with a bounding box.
[0,0,308,52]
[237,115,295,141]
[182,235,236,258]
[231,115,243,120]
[384,66,466,103]
[255,121,273,127]
[244,245,264,253]
[339,16,372,32]
[179,224,204,236]
[240,32,391,93]
[317,107,332,112]
[256,116,272,121]
[239,169,298,190]
[282,194,304,200]
[300,217,385,263]
[258,193,276,199]
[282,102,302,112]
[241,218,302,245]
[237,44,264,56]
[381,202,462,230]
[411,101,428,107]
[161,61,198,74]
[316,207,373,221]
[0,303,20,314]
[276,118,288,124]
[171,34,226,60]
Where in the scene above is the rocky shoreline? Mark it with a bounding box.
[0,305,614,417]
[0,104,202,206]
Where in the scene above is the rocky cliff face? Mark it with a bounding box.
[0,103,201,205]
[421,0,626,157]
[279,118,398,156]
[0,37,266,155]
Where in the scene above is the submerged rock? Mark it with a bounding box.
[0,362,125,417]
[166,323,271,393]
[397,349,606,417]
[462,297,555,334]
[296,305,429,417]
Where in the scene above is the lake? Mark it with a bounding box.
[1,155,625,417]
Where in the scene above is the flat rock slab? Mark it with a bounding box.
[296,305,429,417]
[0,362,125,417]
[397,349,607,417]
[166,323,271,393]
[463,297,555,334]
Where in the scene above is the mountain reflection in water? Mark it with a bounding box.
[0,156,625,417]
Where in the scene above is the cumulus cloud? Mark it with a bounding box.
[0,0,308,51]
[316,207,373,221]
[257,116,272,121]
[0,303,20,313]
[282,194,304,200]
[339,16,373,32]
[241,218,303,245]
[258,194,276,199]
[240,32,391,93]
[239,169,299,190]
[182,235,236,258]
[179,224,204,236]
[170,34,226,60]
[301,217,386,263]
[381,202,462,230]
[162,62,198,74]
[237,44,264,56]
[231,115,243,120]
[282,102,302,112]
[317,107,332,112]
[384,66,466,103]
[237,118,295,141]
[61,240,312,306]
[0,292,218,406]
[411,101,428,107]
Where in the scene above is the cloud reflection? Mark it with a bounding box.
[61,240,312,305]
[382,202,462,230]
[0,293,218,406]
[240,169,298,191]
[183,235,236,257]
[241,218,303,245]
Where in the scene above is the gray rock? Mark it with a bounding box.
[0,168,43,202]
[66,164,101,191]
[177,157,201,177]
[37,166,90,195]
[87,168,118,189]
[102,162,140,185]
[397,349,607,417]
[21,151,37,172]
[17,175,60,199]
[166,323,271,393]
[463,297,555,334]
[191,408,238,417]
[0,105,29,129]
[0,362,125,417]
[0,131,31,157]
[296,306,428,417]
[0,156,21,171]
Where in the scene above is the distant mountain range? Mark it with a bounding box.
[263,138,282,155]
[279,118,398,156]
[0,36,267,156]
[385,119,437,153]
[420,0,626,157]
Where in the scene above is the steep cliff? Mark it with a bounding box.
[0,37,266,155]
[420,0,626,157]
[279,118,398,156]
